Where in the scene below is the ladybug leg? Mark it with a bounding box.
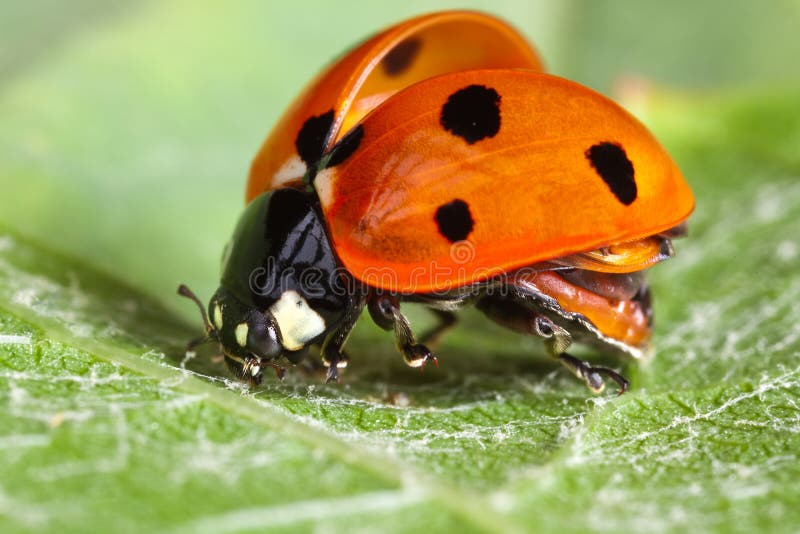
[222,355,262,385]
[222,354,285,387]
[295,346,332,376]
[321,352,349,384]
[532,316,629,395]
[367,294,438,369]
[320,298,365,383]
[477,289,628,395]
[557,353,628,395]
[418,309,457,347]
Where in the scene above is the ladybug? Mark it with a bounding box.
[179,11,694,394]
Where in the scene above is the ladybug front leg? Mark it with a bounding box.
[367,293,439,370]
[320,297,365,383]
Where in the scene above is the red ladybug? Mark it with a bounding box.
[179,11,694,394]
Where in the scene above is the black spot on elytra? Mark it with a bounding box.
[585,142,637,205]
[381,38,421,76]
[295,110,335,166]
[440,85,501,145]
[326,124,364,167]
[434,199,474,243]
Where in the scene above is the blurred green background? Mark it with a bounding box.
[1,1,800,533]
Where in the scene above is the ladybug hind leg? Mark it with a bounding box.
[417,309,457,347]
[476,286,629,395]
[532,316,628,395]
[368,293,440,369]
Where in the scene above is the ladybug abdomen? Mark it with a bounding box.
[520,270,652,349]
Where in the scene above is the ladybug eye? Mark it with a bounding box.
[245,318,282,359]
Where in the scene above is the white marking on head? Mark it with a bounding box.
[271,155,307,188]
[269,290,326,351]
[235,322,249,347]
[213,303,223,330]
[314,167,336,209]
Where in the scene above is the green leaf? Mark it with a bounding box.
[2,2,800,533]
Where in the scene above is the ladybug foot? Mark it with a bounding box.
[325,366,338,384]
[323,353,349,383]
[241,358,286,386]
[268,361,287,382]
[239,357,264,386]
[403,344,439,370]
[558,353,629,395]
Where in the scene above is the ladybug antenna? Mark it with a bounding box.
[177,284,216,343]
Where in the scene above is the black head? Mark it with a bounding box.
[179,188,356,384]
